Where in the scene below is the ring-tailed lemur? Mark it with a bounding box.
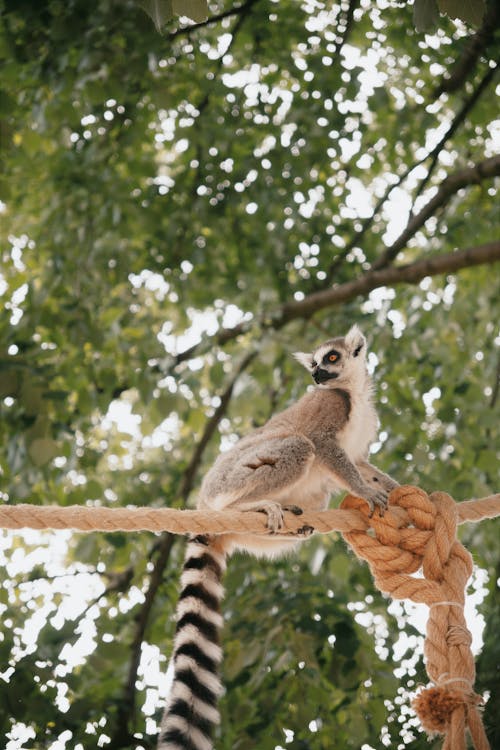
[158,325,398,749]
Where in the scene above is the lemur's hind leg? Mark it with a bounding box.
[225,500,305,533]
[211,435,315,531]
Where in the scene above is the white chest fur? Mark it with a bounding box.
[338,388,378,462]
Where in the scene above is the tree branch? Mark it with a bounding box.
[411,62,498,208]
[372,155,500,270]
[331,0,360,58]
[194,0,257,116]
[171,320,250,367]
[181,0,257,205]
[185,156,499,355]
[490,351,500,410]
[432,4,500,97]
[170,240,500,368]
[178,349,258,500]
[166,0,259,40]
[325,62,498,282]
[279,242,500,322]
[112,533,176,747]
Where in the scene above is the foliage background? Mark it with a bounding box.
[0,0,499,748]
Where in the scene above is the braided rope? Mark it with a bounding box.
[0,487,498,534]
[1,486,499,748]
[341,486,495,750]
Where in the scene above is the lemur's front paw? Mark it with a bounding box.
[368,475,399,493]
[282,504,303,516]
[384,479,399,491]
[362,487,389,517]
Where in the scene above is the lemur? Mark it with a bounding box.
[158,325,398,750]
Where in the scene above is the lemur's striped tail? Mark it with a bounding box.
[158,535,227,750]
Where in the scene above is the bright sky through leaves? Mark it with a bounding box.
[1,1,499,748]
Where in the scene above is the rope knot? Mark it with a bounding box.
[446,624,472,648]
[412,685,482,735]
[340,486,490,750]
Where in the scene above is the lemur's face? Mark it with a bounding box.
[293,326,366,388]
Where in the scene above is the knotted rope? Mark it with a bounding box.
[341,486,494,750]
[0,488,498,533]
[2,486,499,748]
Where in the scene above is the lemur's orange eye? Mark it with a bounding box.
[329,354,337,362]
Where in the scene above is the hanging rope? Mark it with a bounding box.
[341,486,496,750]
[2,485,499,749]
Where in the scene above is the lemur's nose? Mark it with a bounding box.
[313,368,337,384]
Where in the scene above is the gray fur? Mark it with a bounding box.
[197,324,398,557]
[158,327,398,749]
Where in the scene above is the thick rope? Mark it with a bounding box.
[0,487,498,534]
[1,485,498,749]
[341,486,494,750]
[0,504,369,534]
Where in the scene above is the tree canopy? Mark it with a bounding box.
[0,1,499,749]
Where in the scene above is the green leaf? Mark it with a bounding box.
[139,0,208,31]
[1,0,499,745]
[437,0,485,26]
[138,0,174,32]
[173,0,208,23]
[28,438,59,466]
[413,0,440,32]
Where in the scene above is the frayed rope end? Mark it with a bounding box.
[412,686,483,734]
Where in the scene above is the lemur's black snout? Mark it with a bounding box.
[313,368,338,383]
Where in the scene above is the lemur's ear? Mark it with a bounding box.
[293,352,314,370]
[345,325,366,356]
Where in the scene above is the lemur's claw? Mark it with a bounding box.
[297,524,314,537]
[363,487,389,518]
